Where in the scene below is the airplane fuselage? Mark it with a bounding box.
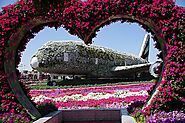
[31,41,148,79]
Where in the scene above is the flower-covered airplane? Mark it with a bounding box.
[30,34,160,80]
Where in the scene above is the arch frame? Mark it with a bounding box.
[0,0,184,119]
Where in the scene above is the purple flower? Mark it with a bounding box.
[146,111,185,123]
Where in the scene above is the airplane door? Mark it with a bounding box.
[64,52,69,62]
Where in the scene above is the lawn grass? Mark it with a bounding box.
[30,80,155,90]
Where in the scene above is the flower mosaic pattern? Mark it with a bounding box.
[30,83,152,109]
[33,41,147,76]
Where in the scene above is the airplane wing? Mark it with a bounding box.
[111,63,151,74]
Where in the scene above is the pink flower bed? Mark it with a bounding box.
[29,83,153,109]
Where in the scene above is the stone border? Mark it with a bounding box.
[33,108,136,123]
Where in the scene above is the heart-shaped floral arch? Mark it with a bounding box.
[0,0,184,119]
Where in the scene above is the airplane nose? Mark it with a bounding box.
[30,57,39,69]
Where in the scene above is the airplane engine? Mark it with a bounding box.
[149,61,162,78]
[30,57,39,69]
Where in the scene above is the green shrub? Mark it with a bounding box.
[36,102,58,116]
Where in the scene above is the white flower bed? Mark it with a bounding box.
[31,90,148,103]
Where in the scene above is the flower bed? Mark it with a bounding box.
[0,113,31,123]
[30,83,185,122]
[29,83,153,109]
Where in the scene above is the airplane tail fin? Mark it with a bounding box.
[139,34,150,61]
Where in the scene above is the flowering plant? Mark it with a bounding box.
[33,41,147,76]
[146,111,185,123]
[0,0,184,119]
[0,113,31,123]
[30,83,152,109]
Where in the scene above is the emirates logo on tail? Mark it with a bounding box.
[139,34,150,61]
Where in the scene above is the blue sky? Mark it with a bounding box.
[0,0,185,71]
